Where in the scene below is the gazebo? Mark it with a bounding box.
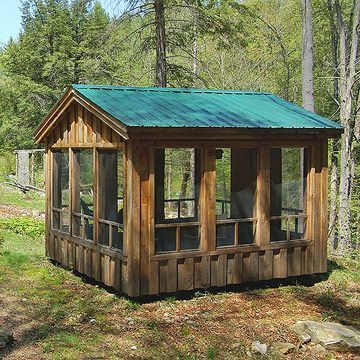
[34,85,343,297]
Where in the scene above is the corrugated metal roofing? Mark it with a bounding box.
[72,84,343,130]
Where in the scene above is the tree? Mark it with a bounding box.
[334,0,360,254]
[301,0,314,112]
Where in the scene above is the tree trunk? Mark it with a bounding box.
[301,0,315,112]
[329,139,339,251]
[334,0,360,254]
[154,0,167,87]
[327,0,340,252]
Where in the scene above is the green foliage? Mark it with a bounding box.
[0,185,45,212]
[0,217,45,239]
[0,151,16,176]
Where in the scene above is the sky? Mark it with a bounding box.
[0,0,117,46]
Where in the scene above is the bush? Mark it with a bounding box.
[0,217,45,239]
[0,152,16,175]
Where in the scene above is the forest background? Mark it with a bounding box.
[0,0,358,255]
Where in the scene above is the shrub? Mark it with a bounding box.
[0,217,45,239]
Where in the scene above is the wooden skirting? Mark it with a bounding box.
[47,231,127,293]
[47,230,316,296]
[147,242,315,295]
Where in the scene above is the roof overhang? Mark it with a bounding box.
[128,126,343,140]
[34,88,129,144]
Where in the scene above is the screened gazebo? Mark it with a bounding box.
[34,85,343,297]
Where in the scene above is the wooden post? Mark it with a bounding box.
[311,143,323,273]
[126,140,141,296]
[71,149,80,237]
[201,146,216,251]
[45,144,51,257]
[140,144,151,295]
[257,146,270,246]
[320,140,328,272]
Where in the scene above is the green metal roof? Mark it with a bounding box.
[72,84,343,131]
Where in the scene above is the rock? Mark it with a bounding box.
[312,344,327,355]
[0,329,13,349]
[89,318,96,324]
[270,342,296,355]
[251,341,268,355]
[131,345,138,350]
[298,332,311,345]
[291,321,360,353]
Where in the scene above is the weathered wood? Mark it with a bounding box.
[42,95,331,296]
[166,258,177,292]
[287,247,301,276]
[126,141,141,296]
[201,146,216,251]
[320,140,328,273]
[273,248,288,278]
[140,146,151,295]
[242,253,251,282]
[257,146,270,245]
[258,250,273,280]
[311,143,322,273]
[178,258,194,291]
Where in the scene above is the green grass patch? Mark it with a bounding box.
[0,185,45,212]
[0,216,45,239]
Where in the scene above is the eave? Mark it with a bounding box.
[34,88,129,144]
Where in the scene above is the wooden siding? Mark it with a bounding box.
[147,243,313,294]
[44,99,329,297]
[48,232,127,292]
[47,102,124,148]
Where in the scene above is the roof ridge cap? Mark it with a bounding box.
[71,84,271,95]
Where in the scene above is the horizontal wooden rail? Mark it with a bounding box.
[155,221,201,253]
[98,217,124,251]
[270,213,308,242]
[155,221,200,228]
[216,217,258,247]
[152,239,313,260]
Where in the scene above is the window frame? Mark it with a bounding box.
[51,149,70,233]
[269,145,310,243]
[97,148,126,253]
[215,147,259,248]
[154,147,202,254]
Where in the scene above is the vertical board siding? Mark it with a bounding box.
[48,103,124,148]
[50,234,125,293]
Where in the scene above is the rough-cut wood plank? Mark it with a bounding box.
[149,261,159,295]
[159,261,168,293]
[233,253,243,284]
[140,146,151,295]
[178,258,194,291]
[320,140,328,273]
[45,145,51,257]
[121,261,128,294]
[167,258,177,293]
[287,247,301,276]
[126,141,141,296]
[114,258,122,292]
[217,254,227,286]
[226,255,235,284]
[242,253,251,282]
[249,252,259,282]
[84,247,92,277]
[92,250,101,282]
[257,146,270,245]
[311,144,322,273]
[273,248,287,278]
[201,147,216,251]
[258,250,273,280]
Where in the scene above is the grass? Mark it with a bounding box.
[0,184,359,359]
[0,184,45,213]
